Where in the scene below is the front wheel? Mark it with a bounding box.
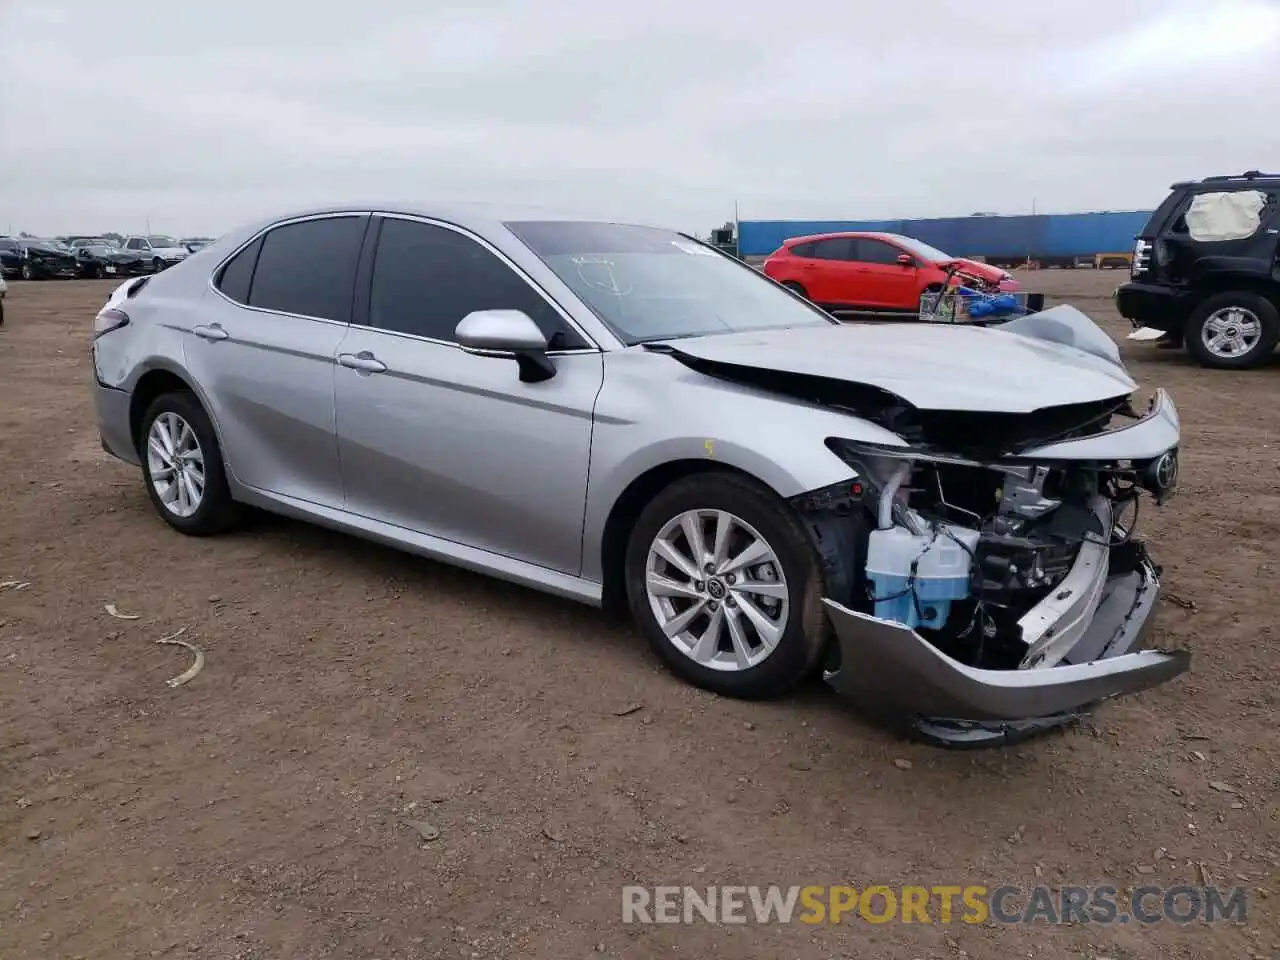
[1184,291,1279,369]
[20,262,34,281]
[624,473,828,700]
[152,258,164,273]
[139,391,242,536]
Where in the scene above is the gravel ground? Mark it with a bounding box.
[1,271,1277,960]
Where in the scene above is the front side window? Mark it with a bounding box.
[366,217,587,349]
[126,239,144,250]
[505,221,837,344]
[246,216,366,322]
[855,239,905,265]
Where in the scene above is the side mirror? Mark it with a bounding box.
[455,309,556,383]
[896,253,916,267]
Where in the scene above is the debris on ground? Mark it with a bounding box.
[104,603,140,620]
[1208,780,1237,793]
[1163,593,1198,611]
[399,819,440,843]
[0,580,31,591]
[612,703,643,717]
[155,628,204,687]
[893,758,914,770]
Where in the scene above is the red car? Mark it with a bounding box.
[762,231,1021,315]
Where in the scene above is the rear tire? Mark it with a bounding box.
[781,281,808,299]
[623,473,829,700]
[1184,291,1279,370]
[139,391,242,536]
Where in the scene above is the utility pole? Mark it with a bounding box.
[146,215,152,235]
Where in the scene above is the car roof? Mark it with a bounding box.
[784,230,905,245]
[226,200,670,236]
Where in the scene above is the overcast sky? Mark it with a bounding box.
[2,0,1278,236]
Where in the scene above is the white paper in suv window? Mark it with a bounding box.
[1184,189,1268,242]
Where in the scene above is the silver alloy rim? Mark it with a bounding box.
[644,509,790,672]
[1202,306,1261,359]
[146,413,205,518]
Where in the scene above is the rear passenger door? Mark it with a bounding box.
[805,237,860,306]
[186,214,369,507]
[332,215,603,575]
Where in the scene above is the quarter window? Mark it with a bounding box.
[214,236,263,304]
[366,218,587,349]
[247,216,367,322]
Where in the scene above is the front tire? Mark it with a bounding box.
[20,262,34,281]
[139,391,242,536]
[624,473,828,700]
[1184,291,1279,369]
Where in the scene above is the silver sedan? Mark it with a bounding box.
[90,203,1188,746]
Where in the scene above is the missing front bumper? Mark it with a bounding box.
[821,543,1189,742]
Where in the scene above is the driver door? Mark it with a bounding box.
[333,215,603,576]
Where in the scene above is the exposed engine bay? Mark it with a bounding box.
[793,437,1178,678]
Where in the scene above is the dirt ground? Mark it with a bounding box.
[1,271,1277,960]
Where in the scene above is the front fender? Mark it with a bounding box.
[579,349,906,582]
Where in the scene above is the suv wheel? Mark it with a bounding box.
[139,391,242,536]
[623,473,828,700]
[1185,291,1279,370]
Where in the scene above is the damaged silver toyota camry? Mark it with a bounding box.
[91,206,1188,747]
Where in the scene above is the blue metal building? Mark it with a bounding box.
[736,211,1153,263]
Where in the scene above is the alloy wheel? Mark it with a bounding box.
[644,509,790,672]
[1202,306,1262,359]
[146,412,206,518]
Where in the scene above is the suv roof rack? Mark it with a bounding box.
[1173,170,1280,188]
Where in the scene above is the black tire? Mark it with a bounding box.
[781,280,808,299]
[1184,291,1279,370]
[20,262,34,281]
[152,258,164,273]
[623,473,829,700]
[139,391,242,536]
[92,264,103,279]
[0,299,5,327]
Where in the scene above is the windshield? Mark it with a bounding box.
[504,221,835,343]
[148,236,178,247]
[25,242,64,253]
[886,234,953,263]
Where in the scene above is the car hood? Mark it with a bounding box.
[943,257,1007,282]
[654,306,1137,413]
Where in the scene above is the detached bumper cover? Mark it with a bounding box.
[821,543,1188,726]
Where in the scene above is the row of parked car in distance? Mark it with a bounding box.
[0,235,214,281]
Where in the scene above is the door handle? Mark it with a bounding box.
[338,352,387,373]
[193,324,228,341]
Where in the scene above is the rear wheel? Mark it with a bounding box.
[152,257,164,273]
[624,473,828,700]
[781,281,808,299]
[139,391,242,536]
[1184,291,1279,369]
[20,262,34,281]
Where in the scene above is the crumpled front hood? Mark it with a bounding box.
[658,307,1136,413]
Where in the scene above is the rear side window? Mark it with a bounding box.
[214,236,262,303]
[809,238,855,260]
[788,241,815,257]
[247,216,367,322]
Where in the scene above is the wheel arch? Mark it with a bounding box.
[1188,273,1280,313]
[598,460,774,616]
[127,362,226,460]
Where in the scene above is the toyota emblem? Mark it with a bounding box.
[1155,450,1178,490]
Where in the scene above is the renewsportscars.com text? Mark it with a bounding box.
[621,884,1249,926]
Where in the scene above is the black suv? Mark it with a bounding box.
[1116,171,1280,369]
